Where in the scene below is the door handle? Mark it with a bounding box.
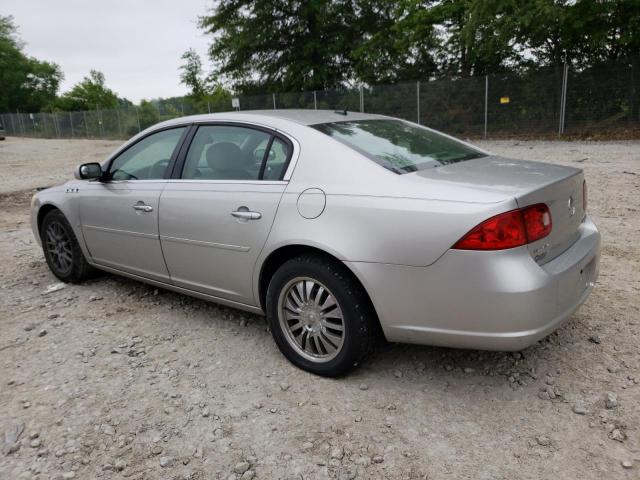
[132,204,153,213]
[231,210,262,220]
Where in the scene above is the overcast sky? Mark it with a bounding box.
[5,0,213,102]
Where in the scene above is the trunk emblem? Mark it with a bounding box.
[568,196,576,216]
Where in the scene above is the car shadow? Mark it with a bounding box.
[88,272,563,396]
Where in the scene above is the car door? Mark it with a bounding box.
[159,123,293,305]
[79,126,188,282]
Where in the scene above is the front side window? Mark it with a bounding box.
[312,119,485,174]
[181,125,291,180]
[109,127,186,180]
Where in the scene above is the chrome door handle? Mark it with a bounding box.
[133,204,153,213]
[231,210,262,220]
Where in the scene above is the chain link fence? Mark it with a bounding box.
[1,62,638,140]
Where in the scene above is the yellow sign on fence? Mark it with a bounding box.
[500,96,510,104]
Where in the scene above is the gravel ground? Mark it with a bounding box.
[0,136,639,480]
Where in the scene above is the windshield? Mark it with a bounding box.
[312,119,485,174]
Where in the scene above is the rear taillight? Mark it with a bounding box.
[583,179,587,213]
[453,204,552,250]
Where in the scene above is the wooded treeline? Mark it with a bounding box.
[199,0,639,93]
[1,1,639,127]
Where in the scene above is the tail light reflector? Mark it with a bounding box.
[453,204,552,250]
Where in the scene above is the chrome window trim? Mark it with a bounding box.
[163,179,287,185]
[103,119,301,184]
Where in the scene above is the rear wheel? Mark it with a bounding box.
[266,254,376,376]
[41,209,94,283]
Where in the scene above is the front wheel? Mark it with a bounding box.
[266,254,376,376]
[40,209,94,283]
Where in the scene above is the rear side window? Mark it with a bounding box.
[263,138,290,180]
[181,125,291,180]
[312,119,485,174]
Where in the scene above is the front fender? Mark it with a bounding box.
[30,182,91,260]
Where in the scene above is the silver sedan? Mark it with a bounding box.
[30,110,600,376]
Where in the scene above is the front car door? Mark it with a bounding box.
[79,126,188,282]
[159,123,294,305]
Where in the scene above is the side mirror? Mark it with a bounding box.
[74,162,103,180]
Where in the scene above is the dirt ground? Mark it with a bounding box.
[0,136,639,480]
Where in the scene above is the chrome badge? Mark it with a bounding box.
[568,195,576,216]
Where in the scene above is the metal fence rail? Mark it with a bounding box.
[1,62,638,140]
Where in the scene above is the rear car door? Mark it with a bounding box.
[79,126,188,282]
[159,123,293,305]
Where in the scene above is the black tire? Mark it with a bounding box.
[40,209,94,283]
[266,254,376,376]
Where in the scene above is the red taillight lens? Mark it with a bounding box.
[583,179,587,213]
[453,210,527,250]
[453,203,552,251]
[522,203,552,242]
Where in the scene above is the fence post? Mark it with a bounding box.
[359,85,364,112]
[562,64,569,135]
[135,107,141,133]
[98,109,104,137]
[559,64,569,136]
[116,109,123,138]
[69,112,74,138]
[313,90,317,110]
[272,93,277,109]
[416,81,421,124]
[207,101,211,113]
[484,75,489,139]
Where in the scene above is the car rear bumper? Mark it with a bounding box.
[345,215,600,351]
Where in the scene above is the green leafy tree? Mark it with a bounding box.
[179,48,206,97]
[137,99,160,129]
[0,15,63,112]
[55,70,120,111]
[351,1,440,83]
[199,0,360,92]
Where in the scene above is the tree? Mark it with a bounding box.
[199,0,360,92]
[137,100,160,129]
[179,48,206,97]
[351,1,440,83]
[55,70,120,111]
[0,15,63,112]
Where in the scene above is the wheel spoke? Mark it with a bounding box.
[322,318,344,332]
[321,329,342,348]
[313,285,325,306]
[321,294,336,312]
[288,320,304,332]
[285,295,302,312]
[294,282,306,304]
[317,334,335,354]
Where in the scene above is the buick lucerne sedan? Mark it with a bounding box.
[31,110,600,376]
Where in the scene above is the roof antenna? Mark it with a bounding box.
[334,109,348,116]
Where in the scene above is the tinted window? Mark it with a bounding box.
[263,138,290,180]
[181,125,290,180]
[312,119,485,174]
[109,127,186,180]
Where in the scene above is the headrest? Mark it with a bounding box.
[206,142,244,171]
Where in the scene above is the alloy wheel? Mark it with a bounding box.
[277,277,346,363]
[45,221,73,275]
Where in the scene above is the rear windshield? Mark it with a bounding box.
[312,119,485,174]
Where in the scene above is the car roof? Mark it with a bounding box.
[156,109,389,129]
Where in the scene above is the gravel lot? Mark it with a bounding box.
[1,136,639,480]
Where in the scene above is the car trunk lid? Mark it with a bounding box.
[413,156,585,264]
